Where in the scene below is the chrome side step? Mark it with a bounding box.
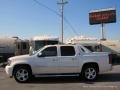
[34,74,79,78]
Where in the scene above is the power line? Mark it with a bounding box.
[32,0,79,36]
[33,0,60,17]
[63,17,79,35]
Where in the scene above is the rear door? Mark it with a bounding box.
[59,46,79,73]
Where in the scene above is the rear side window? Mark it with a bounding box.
[84,46,93,52]
[60,46,75,56]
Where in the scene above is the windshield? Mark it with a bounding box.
[29,46,44,56]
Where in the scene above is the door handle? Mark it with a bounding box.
[52,59,57,61]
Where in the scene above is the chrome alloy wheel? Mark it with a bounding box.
[84,68,96,80]
[15,69,29,82]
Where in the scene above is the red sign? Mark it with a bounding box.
[89,9,116,25]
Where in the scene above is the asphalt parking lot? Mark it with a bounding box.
[0,65,120,90]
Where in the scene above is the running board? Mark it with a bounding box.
[34,73,79,78]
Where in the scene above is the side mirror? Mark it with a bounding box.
[37,53,44,57]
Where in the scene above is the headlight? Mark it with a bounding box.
[7,59,12,66]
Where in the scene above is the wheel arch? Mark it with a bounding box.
[12,64,32,76]
[81,62,99,73]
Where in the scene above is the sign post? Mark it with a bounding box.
[101,23,106,40]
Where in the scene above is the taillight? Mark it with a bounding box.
[109,54,112,64]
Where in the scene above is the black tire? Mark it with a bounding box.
[81,65,98,81]
[13,66,32,83]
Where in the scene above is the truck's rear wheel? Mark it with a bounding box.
[13,66,32,83]
[82,66,98,81]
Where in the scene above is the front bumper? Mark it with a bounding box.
[5,65,13,77]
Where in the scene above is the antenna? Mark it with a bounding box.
[58,0,68,43]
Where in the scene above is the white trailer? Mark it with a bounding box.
[30,35,59,53]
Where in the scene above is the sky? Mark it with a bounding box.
[0,0,120,40]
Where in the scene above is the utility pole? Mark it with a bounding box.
[58,0,68,43]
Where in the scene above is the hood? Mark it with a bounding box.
[9,54,31,61]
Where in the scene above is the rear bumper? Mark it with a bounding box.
[5,65,13,77]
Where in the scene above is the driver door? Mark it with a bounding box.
[34,46,59,74]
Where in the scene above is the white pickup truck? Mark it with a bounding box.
[5,44,112,83]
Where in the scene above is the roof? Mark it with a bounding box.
[43,44,83,48]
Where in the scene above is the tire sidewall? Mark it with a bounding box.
[82,66,98,81]
[13,66,32,83]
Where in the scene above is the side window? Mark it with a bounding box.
[60,46,75,56]
[17,44,20,50]
[22,42,27,49]
[42,46,57,57]
[81,47,85,52]
[84,46,93,52]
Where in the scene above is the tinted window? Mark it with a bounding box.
[61,46,75,56]
[81,47,85,52]
[17,44,20,49]
[84,46,93,52]
[42,46,57,57]
[22,42,27,49]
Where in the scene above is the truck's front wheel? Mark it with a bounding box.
[13,66,32,83]
[82,66,98,81]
